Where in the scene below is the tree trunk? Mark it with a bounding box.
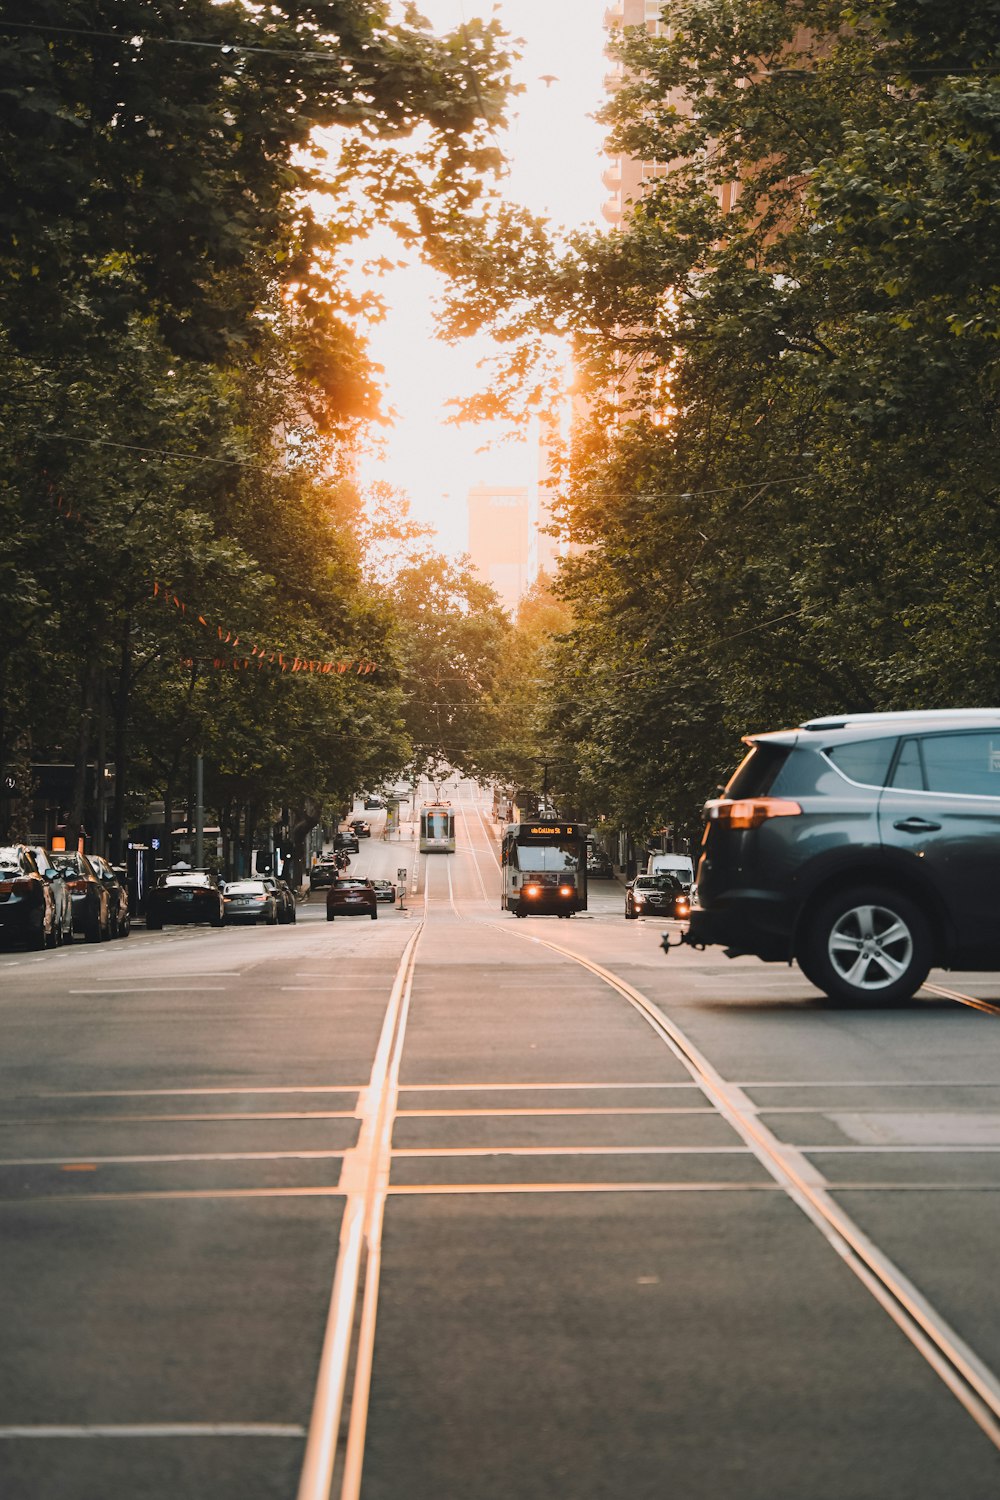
[289,798,321,889]
[65,658,99,853]
[110,618,132,861]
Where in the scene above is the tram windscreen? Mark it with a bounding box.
[423,811,452,839]
[516,841,580,873]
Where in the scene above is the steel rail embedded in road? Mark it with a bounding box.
[504,925,1000,1452]
[296,922,423,1500]
[923,981,1000,1017]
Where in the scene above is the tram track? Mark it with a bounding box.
[301,787,1000,1494]
[501,921,1000,1451]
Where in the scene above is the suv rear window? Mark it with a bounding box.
[725,743,791,799]
[826,737,897,788]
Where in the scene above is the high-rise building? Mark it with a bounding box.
[602,2,739,228]
[602,1,674,228]
[466,484,531,614]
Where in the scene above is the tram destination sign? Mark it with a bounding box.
[524,823,579,839]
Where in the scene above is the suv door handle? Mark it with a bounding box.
[892,817,942,833]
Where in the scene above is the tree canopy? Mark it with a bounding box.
[433,0,1000,844]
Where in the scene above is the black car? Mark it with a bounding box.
[587,849,614,877]
[309,857,340,890]
[677,709,1000,1004]
[0,844,59,949]
[334,830,360,853]
[349,819,371,838]
[88,854,131,938]
[48,850,111,942]
[263,875,297,924]
[146,869,225,929]
[364,797,384,810]
[370,878,397,904]
[626,872,687,920]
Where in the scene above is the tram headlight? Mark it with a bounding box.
[559,885,574,898]
[524,884,541,898]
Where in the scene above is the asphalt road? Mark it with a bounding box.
[3,783,1000,1499]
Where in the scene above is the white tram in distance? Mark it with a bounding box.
[419,801,456,853]
[501,820,588,918]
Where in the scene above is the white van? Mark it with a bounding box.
[646,853,694,888]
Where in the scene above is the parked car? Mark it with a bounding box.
[349,819,371,838]
[222,878,279,925]
[370,878,397,904]
[677,709,1000,1004]
[146,869,225,929]
[48,850,111,942]
[334,830,360,853]
[0,844,59,948]
[32,847,74,944]
[88,853,131,938]
[626,872,687,920]
[587,848,614,877]
[262,875,297,924]
[326,879,378,920]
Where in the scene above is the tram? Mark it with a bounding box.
[419,801,456,853]
[501,820,588,918]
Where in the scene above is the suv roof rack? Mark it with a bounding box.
[801,709,1000,731]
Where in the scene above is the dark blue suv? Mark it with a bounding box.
[676,710,1000,1004]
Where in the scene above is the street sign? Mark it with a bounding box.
[397,867,407,882]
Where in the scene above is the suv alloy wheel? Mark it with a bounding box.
[799,885,932,1005]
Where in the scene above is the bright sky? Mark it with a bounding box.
[353,0,610,555]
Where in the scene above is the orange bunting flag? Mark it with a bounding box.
[155,580,377,676]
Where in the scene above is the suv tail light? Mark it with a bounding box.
[708,798,802,830]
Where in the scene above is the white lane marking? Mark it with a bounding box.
[391,1145,751,1157]
[508,926,1000,1449]
[735,1080,1000,1088]
[456,801,490,902]
[0,1424,305,1439]
[1,1187,347,1203]
[296,924,423,1500]
[35,1087,364,1099]
[69,988,228,995]
[396,1106,715,1117]
[387,1182,779,1195]
[475,802,502,871]
[446,857,459,917]
[395,1081,698,1092]
[0,1110,356,1123]
[0,1151,347,1166]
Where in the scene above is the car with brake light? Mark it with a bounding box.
[146,869,224,929]
[222,878,278,925]
[326,879,378,920]
[0,844,59,949]
[673,709,1000,1005]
